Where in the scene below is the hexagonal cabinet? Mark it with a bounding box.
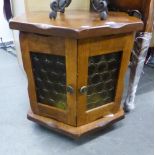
[9,11,143,138]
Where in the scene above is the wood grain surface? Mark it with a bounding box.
[27,107,124,138]
[10,11,143,39]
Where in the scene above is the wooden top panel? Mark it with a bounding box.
[9,11,143,39]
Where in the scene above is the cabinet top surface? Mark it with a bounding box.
[9,11,143,38]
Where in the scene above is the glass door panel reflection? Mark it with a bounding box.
[30,52,67,110]
[87,52,122,110]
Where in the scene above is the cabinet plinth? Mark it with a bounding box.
[9,11,143,138]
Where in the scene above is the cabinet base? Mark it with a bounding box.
[27,108,125,138]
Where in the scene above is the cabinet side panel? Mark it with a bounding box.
[113,33,135,112]
[19,32,39,114]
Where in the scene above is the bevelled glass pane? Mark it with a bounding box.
[87,52,122,110]
[30,52,67,110]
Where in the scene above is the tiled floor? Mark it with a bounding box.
[0,49,154,155]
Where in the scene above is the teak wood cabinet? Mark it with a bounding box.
[10,11,143,138]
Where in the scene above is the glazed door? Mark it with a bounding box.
[20,32,77,126]
[77,34,134,126]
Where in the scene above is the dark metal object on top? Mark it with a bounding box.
[49,0,142,20]
[49,0,72,19]
[91,0,109,20]
[127,10,142,19]
[49,0,109,20]
[109,5,142,19]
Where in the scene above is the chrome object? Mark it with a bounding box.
[80,86,88,95]
[66,85,74,94]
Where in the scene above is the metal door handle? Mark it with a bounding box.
[80,86,88,94]
[66,85,74,94]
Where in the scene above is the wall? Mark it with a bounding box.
[0,0,13,42]
[25,0,90,12]
[12,0,25,66]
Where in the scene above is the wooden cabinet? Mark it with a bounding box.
[9,11,143,138]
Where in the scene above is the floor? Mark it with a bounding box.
[0,49,154,155]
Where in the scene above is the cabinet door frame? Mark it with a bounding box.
[77,33,135,126]
[20,32,77,126]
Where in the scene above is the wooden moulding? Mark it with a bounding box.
[27,108,125,138]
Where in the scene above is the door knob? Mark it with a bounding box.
[66,85,74,94]
[80,86,88,94]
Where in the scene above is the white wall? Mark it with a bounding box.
[12,0,25,15]
[0,0,13,42]
[12,0,25,67]
[25,0,90,12]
